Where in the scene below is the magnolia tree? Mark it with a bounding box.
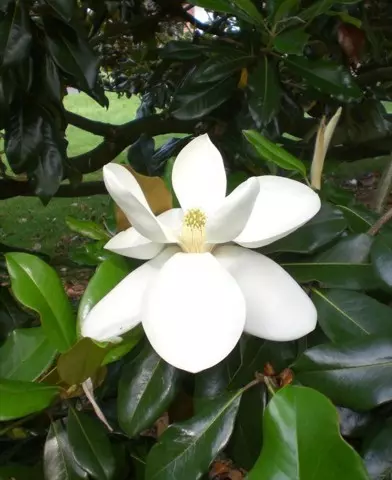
[2,0,392,479]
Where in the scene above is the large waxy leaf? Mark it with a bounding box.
[362,419,392,480]
[44,0,75,22]
[57,338,108,386]
[247,57,281,127]
[293,338,392,411]
[6,253,76,352]
[171,76,236,120]
[371,232,392,289]
[312,288,392,343]
[248,386,369,480]
[0,327,57,381]
[77,256,130,327]
[338,205,392,235]
[315,233,373,263]
[285,57,362,100]
[192,55,253,84]
[263,203,346,254]
[159,41,211,60]
[66,217,110,241]
[67,408,116,480]
[0,0,32,69]
[118,344,181,437]
[0,379,59,420]
[243,130,306,176]
[273,28,309,55]
[145,391,242,480]
[44,420,88,480]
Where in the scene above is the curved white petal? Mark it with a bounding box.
[104,163,173,243]
[235,176,321,248]
[215,245,317,341]
[141,252,246,373]
[206,177,260,244]
[80,247,179,342]
[105,209,183,260]
[172,135,227,212]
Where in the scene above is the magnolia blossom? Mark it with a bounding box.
[81,135,321,373]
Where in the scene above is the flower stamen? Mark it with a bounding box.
[180,208,208,253]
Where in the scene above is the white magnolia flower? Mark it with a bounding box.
[81,134,321,373]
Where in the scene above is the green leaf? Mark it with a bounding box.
[0,286,33,341]
[273,28,309,55]
[0,327,57,381]
[312,288,392,343]
[247,57,282,127]
[0,465,44,480]
[5,253,76,352]
[338,204,392,234]
[145,391,242,480]
[362,419,392,480]
[77,256,130,327]
[293,338,392,411]
[0,0,32,69]
[172,76,236,120]
[269,0,298,22]
[57,338,108,385]
[285,57,362,101]
[44,420,88,480]
[248,386,369,480]
[159,41,211,60]
[44,0,75,22]
[0,379,59,420]
[282,262,380,290]
[67,408,116,480]
[66,217,109,241]
[300,0,361,22]
[118,344,181,437]
[243,130,306,176]
[102,327,144,365]
[263,203,346,254]
[192,55,253,84]
[314,233,373,263]
[371,232,392,289]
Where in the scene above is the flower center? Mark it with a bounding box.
[180,208,208,253]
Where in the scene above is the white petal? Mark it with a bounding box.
[235,176,321,248]
[215,245,317,341]
[172,134,227,212]
[206,177,260,244]
[80,247,179,342]
[105,209,183,260]
[103,163,172,243]
[141,252,246,373]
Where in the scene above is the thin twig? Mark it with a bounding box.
[368,206,392,236]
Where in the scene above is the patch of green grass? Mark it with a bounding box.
[0,93,181,258]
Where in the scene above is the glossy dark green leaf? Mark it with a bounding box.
[362,419,392,479]
[243,130,306,175]
[371,232,392,289]
[5,104,43,173]
[282,261,379,290]
[227,386,267,470]
[44,0,75,22]
[0,327,57,381]
[159,41,211,60]
[118,344,181,437]
[102,327,144,365]
[66,217,109,241]
[293,338,392,410]
[78,256,130,326]
[44,420,88,480]
[273,28,309,55]
[338,204,392,234]
[315,233,373,263]
[145,391,242,480]
[338,406,380,439]
[312,288,392,343]
[193,55,253,84]
[248,386,369,480]
[267,0,298,22]
[285,57,362,100]
[300,0,361,21]
[263,203,346,254]
[172,76,236,120]
[67,408,116,480]
[57,338,108,385]
[127,134,155,175]
[0,379,59,420]
[6,253,76,352]
[0,0,31,69]
[247,57,281,127]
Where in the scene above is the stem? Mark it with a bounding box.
[368,206,392,236]
[264,376,277,396]
[373,157,392,213]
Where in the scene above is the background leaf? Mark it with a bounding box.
[362,419,392,480]
[371,232,392,289]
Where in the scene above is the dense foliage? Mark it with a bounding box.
[1,0,392,479]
